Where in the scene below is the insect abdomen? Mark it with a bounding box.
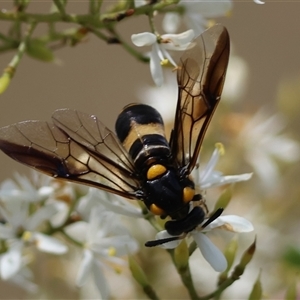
[115,104,171,171]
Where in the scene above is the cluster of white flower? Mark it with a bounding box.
[0,174,140,298]
[0,143,253,296]
[132,0,264,86]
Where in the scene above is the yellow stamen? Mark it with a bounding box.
[215,142,225,155]
[108,246,117,256]
[160,59,169,66]
[22,231,32,241]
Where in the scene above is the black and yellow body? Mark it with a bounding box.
[115,103,204,235]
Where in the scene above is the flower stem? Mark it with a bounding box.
[0,21,36,94]
[53,0,67,16]
[168,249,200,299]
[109,28,149,63]
[143,285,160,300]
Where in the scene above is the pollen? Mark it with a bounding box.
[147,164,167,180]
[22,231,32,241]
[114,266,123,274]
[183,187,195,203]
[108,246,117,256]
[215,142,225,156]
[160,59,169,66]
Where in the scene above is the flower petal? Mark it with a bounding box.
[26,203,58,231]
[162,12,181,33]
[92,235,139,256]
[96,191,143,218]
[0,223,15,239]
[0,244,22,280]
[34,232,68,254]
[205,215,254,233]
[92,260,109,299]
[162,29,195,49]
[76,249,93,287]
[200,146,221,183]
[131,32,156,47]
[64,221,88,244]
[150,44,164,86]
[201,172,253,189]
[9,266,39,293]
[193,232,227,272]
[155,230,181,249]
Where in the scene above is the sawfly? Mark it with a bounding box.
[0,25,230,246]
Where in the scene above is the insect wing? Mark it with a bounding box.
[0,110,141,199]
[170,24,230,174]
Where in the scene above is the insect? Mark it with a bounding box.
[0,25,230,247]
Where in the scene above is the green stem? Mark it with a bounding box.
[96,0,103,13]
[0,0,178,27]
[53,0,67,16]
[90,28,111,43]
[0,32,17,44]
[109,28,149,63]
[168,249,200,299]
[0,11,103,27]
[143,285,160,300]
[199,277,237,300]
[8,22,36,69]
[189,240,197,256]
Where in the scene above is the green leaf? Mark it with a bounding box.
[26,40,54,62]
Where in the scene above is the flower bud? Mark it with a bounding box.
[234,238,256,277]
[248,270,262,300]
[224,238,238,271]
[214,186,232,211]
[218,238,238,284]
[174,239,189,270]
[128,255,149,287]
[0,72,11,95]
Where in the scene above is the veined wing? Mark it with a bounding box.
[170,24,230,174]
[0,110,141,199]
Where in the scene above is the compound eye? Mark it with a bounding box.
[147,164,167,180]
[183,187,195,204]
[150,203,165,215]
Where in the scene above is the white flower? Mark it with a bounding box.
[163,0,232,35]
[64,207,139,299]
[0,173,53,203]
[238,109,300,190]
[131,29,194,86]
[0,248,38,293]
[76,188,143,221]
[156,214,253,272]
[195,143,253,190]
[0,174,68,280]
